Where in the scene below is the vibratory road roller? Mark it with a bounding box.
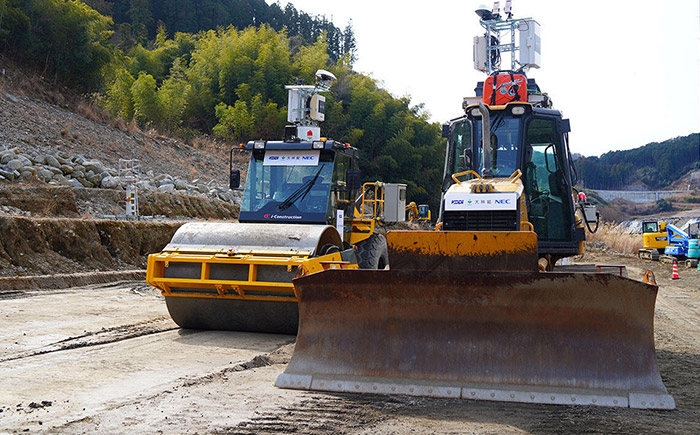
[146,70,406,334]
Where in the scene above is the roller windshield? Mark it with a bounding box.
[240,150,334,223]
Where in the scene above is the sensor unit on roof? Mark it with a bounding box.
[518,20,541,69]
[310,94,325,122]
[473,36,488,72]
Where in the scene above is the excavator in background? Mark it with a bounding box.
[638,219,700,267]
[405,202,431,222]
[276,2,674,409]
[638,220,672,261]
[145,70,406,334]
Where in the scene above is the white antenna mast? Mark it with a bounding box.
[473,0,541,75]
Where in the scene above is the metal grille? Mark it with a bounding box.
[443,210,518,231]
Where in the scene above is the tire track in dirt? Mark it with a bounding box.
[0,317,178,363]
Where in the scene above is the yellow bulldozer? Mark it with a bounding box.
[276,101,674,409]
[145,70,407,334]
[275,6,674,410]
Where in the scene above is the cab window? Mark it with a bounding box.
[642,222,659,233]
[524,118,570,241]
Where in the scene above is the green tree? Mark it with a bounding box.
[342,20,357,65]
[131,71,161,125]
[11,0,115,90]
[158,58,192,129]
[294,34,329,82]
[213,100,253,141]
[128,0,151,44]
[105,68,136,120]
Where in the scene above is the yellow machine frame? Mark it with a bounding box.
[146,182,393,304]
[147,250,357,303]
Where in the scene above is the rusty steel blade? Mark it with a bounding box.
[276,269,675,409]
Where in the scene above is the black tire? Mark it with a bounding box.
[355,233,389,269]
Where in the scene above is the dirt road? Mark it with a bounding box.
[1,251,699,434]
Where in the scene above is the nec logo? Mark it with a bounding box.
[451,199,464,204]
[268,156,280,160]
[495,199,511,204]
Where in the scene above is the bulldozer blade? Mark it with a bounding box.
[276,269,675,409]
[165,296,298,334]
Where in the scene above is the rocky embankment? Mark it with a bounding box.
[0,144,241,207]
[0,81,247,281]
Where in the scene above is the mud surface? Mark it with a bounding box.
[1,251,699,434]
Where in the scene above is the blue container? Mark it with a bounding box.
[689,239,700,259]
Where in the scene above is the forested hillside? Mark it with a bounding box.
[575,133,700,190]
[83,0,356,62]
[0,0,443,206]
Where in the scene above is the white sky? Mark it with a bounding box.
[279,0,700,157]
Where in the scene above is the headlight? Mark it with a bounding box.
[254,140,266,149]
[511,106,525,115]
[470,108,482,117]
[312,140,325,149]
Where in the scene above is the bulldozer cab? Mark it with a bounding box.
[443,103,583,257]
[239,140,360,227]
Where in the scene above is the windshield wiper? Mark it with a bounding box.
[278,167,323,211]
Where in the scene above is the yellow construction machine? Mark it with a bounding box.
[146,71,407,334]
[276,5,674,410]
[405,202,431,222]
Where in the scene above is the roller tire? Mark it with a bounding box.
[355,233,389,270]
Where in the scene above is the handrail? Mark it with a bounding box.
[452,170,482,184]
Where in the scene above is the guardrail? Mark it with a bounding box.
[594,190,689,204]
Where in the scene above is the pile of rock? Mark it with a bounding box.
[0,146,240,203]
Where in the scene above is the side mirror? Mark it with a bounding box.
[559,118,571,133]
[462,149,472,168]
[441,124,450,138]
[229,169,240,190]
[347,169,361,190]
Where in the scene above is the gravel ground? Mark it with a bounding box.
[0,250,698,434]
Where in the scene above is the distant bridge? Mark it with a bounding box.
[594,190,689,204]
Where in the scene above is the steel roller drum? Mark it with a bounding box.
[163,222,342,255]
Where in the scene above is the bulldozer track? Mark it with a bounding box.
[227,395,403,435]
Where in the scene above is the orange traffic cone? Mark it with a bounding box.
[672,261,680,280]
